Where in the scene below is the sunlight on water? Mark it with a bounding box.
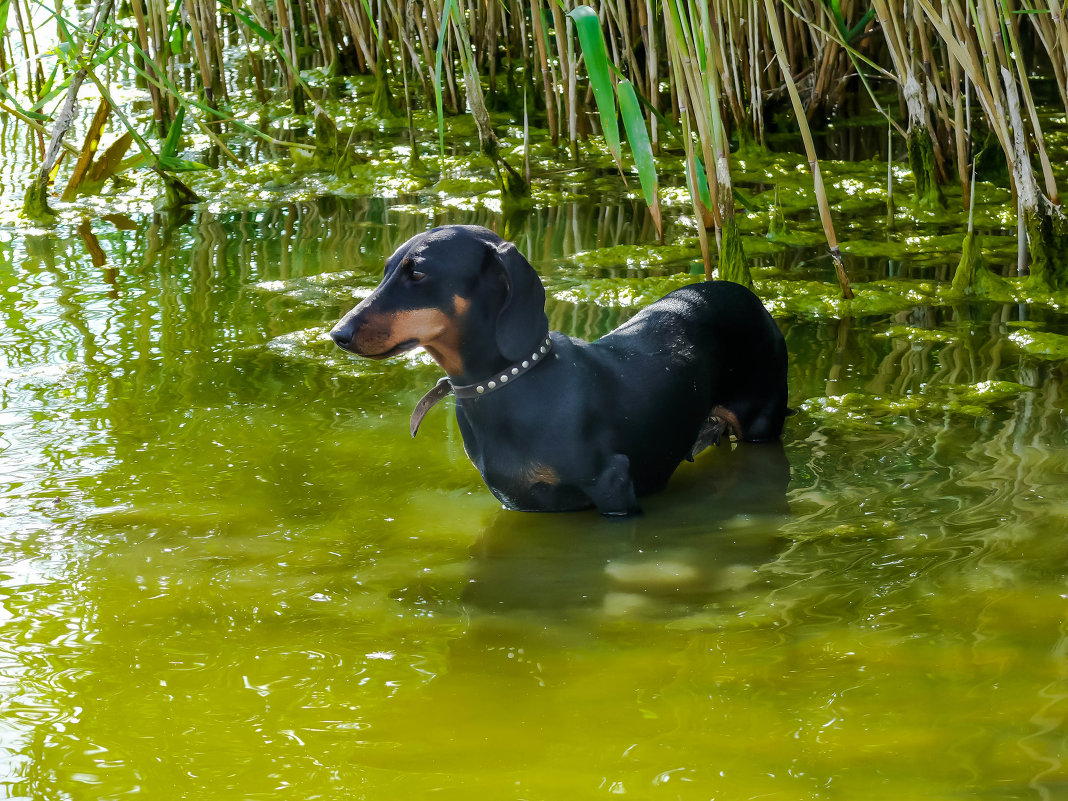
[1,199,1067,800]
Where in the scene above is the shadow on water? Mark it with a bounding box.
[462,443,792,618]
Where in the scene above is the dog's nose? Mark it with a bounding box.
[330,327,352,348]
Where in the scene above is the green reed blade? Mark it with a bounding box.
[32,43,121,113]
[567,5,621,167]
[846,9,876,42]
[0,83,49,121]
[358,0,379,42]
[694,153,712,209]
[219,0,275,44]
[433,0,457,169]
[161,105,184,159]
[158,154,208,171]
[616,79,657,208]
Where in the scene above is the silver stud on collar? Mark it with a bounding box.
[414,333,553,423]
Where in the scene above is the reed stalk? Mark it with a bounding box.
[763,0,853,298]
[872,0,945,208]
[23,0,115,219]
[919,0,1068,290]
[129,0,170,135]
[553,2,578,158]
[662,0,714,276]
[530,0,559,145]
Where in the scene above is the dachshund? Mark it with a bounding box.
[330,225,788,516]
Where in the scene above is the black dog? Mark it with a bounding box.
[330,225,787,516]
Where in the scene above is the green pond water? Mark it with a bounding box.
[2,118,1068,797]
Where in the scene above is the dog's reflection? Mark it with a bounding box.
[462,442,792,617]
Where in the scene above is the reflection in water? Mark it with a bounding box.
[1,198,1067,799]
[464,443,791,617]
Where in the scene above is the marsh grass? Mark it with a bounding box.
[3,0,1067,292]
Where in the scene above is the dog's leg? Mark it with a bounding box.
[584,453,642,517]
[688,405,742,460]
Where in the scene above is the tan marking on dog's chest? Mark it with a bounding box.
[524,464,560,486]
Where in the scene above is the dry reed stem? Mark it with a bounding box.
[763,0,853,298]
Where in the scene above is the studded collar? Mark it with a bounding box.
[409,335,554,437]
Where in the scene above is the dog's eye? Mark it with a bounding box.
[409,269,426,282]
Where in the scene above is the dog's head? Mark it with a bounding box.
[330,225,548,376]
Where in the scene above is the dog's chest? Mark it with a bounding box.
[454,406,593,511]
[482,460,592,512]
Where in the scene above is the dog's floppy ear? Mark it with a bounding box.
[491,241,548,361]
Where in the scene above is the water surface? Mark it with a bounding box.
[1,197,1067,800]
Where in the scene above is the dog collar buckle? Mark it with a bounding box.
[409,336,554,437]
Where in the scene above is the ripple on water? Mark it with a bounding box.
[2,183,1068,797]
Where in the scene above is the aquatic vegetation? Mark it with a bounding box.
[4,0,1067,305]
[1007,328,1068,361]
[567,241,698,272]
[798,378,1032,431]
[550,274,698,308]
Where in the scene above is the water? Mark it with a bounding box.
[1,195,1067,800]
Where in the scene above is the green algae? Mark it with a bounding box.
[1024,205,1068,293]
[747,229,830,250]
[371,51,396,119]
[757,277,941,319]
[874,325,959,344]
[718,216,753,289]
[942,273,1068,309]
[313,111,367,179]
[549,274,697,307]
[1006,329,1068,361]
[840,232,968,263]
[802,391,928,421]
[20,182,57,222]
[949,230,1007,296]
[949,379,1033,406]
[14,54,1067,327]
[497,161,530,208]
[755,268,1068,318]
[798,380,1030,434]
[766,190,787,240]
[906,125,946,209]
[568,241,699,272]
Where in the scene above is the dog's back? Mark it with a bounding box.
[594,280,788,443]
[523,280,788,500]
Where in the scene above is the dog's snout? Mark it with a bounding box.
[330,324,354,349]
